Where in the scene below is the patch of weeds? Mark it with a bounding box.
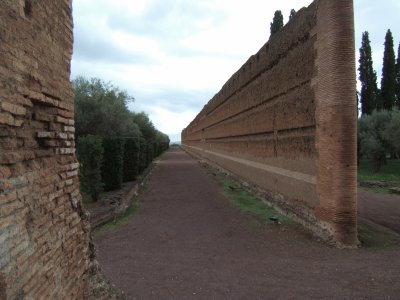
[92,184,149,236]
[358,159,400,194]
[215,172,295,227]
[358,222,398,249]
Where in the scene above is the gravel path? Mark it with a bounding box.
[94,148,400,300]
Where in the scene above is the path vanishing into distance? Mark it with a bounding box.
[94,148,400,300]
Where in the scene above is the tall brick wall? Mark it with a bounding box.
[182,0,357,247]
[0,1,93,298]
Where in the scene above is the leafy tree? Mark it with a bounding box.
[270,10,284,36]
[359,32,379,114]
[73,76,136,138]
[358,109,400,172]
[289,9,296,21]
[383,109,400,154]
[76,135,104,202]
[358,110,390,171]
[396,42,400,108]
[131,112,157,142]
[381,29,396,110]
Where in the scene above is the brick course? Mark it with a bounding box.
[0,1,107,298]
[182,0,357,247]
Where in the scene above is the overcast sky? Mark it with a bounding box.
[71,0,400,142]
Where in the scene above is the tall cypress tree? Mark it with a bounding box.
[358,31,379,115]
[381,29,396,110]
[289,9,296,21]
[270,10,283,36]
[396,42,400,109]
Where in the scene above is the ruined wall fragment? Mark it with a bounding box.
[0,1,92,298]
[182,0,357,247]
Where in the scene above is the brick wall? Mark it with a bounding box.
[182,0,357,247]
[0,1,93,298]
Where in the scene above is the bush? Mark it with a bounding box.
[76,135,104,202]
[123,137,140,182]
[102,137,125,191]
[146,141,154,166]
[358,109,400,171]
[139,137,148,173]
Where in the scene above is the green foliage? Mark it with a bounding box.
[289,9,296,21]
[146,141,154,166]
[73,76,137,138]
[358,109,400,171]
[216,172,294,226]
[73,76,170,191]
[395,42,400,108]
[270,10,284,36]
[139,137,148,173]
[123,138,140,182]
[358,159,400,193]
[130,112,156,142]
[359,32,379,115]
[102,137,125,191]
[76,135,104,202]
[154,131,170,157]
[381,30,396,110]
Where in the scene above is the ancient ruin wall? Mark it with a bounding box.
[0,1,93,298]
[182,0,357,247]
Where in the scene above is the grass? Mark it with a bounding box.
[214,171,295,227]
[358,159,400,193]
[92,184,149,236]
[357,222,398,249]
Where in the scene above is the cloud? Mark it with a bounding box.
[72,0,400,141]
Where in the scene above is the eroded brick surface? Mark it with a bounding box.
[182,0,357,247]
[0,1,102,298]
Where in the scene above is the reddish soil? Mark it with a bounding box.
[358,189,400,235]
[94,148,400,300]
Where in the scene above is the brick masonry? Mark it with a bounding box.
[182,0,357,247]
[0,1,99,298]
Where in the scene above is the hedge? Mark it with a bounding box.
[139,137,148,173]
[102,137,125,191]
[123,137,140,182]
[76,135,104,202]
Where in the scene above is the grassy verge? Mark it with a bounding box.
[358,159,400,194]
[214,171,295,227]
[357,222,398,249]
[92,184,149,236]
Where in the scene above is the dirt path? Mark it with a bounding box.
[358,189,400,235]
[94,148,400,300]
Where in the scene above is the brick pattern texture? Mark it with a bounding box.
[0,1,92,298]
[182,0,357,247]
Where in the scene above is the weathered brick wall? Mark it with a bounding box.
[182,0,357,247]
[0,1,93,298]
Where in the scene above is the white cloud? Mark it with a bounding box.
[72,0,400,141]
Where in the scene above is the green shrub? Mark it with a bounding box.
[123,137,140,182]
[102,137,125,191]
[76,135,104,202]
[358,109,400,171]
[139,137,148,173]
[146,141,154,166]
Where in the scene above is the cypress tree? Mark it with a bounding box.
[358,31,379,115]
[270,10,283,36]
[289,9,296,21]
[396,42,400,109]
[381,29,396,110]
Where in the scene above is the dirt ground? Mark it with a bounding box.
[94,148,400,300]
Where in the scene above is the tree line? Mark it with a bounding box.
[358,30,400,171]
[73,76,170,201]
